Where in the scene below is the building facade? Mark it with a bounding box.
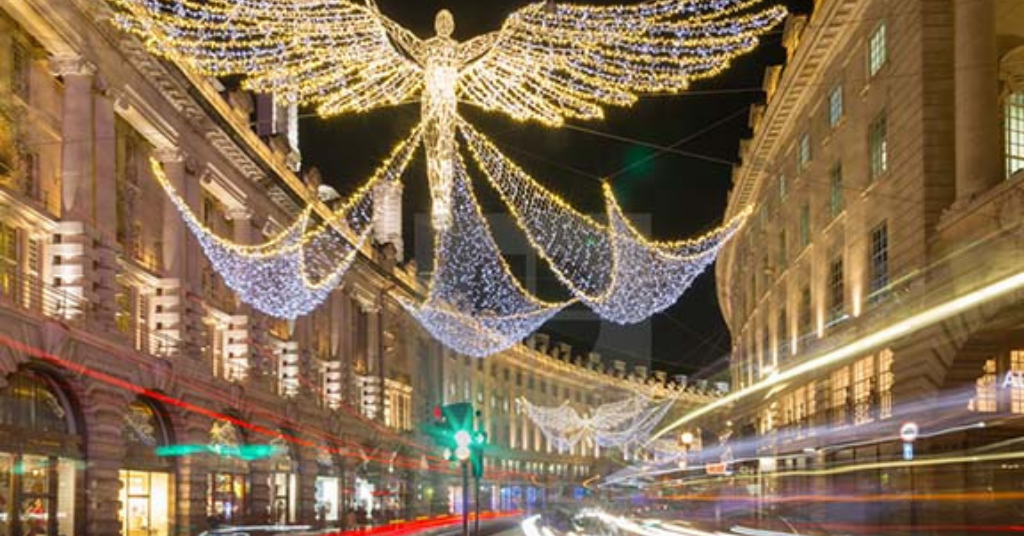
[715,0,1024,528]
[0,1,716,535]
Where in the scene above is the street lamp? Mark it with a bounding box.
[678,431,694,470]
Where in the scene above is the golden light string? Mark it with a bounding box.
[110,0,786,353]
[149,124,421,318]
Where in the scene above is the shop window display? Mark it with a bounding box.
[0,370,79,536]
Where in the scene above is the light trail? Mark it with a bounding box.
[0,333,554,480]
[651,268,1024,440]
[651,447,1024,490]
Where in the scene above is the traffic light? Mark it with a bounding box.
[429,403,487,477]
[470,430,487,478]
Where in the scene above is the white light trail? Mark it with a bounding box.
[652,269,1024,440]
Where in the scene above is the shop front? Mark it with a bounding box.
[207,421,250,525]
[314,449,340,527]
[119,398,174,536]
[0,368,81,536]
[267,438,297,525]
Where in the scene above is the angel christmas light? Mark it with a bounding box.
[112,0,786,357]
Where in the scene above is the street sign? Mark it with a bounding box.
[900,422,919,443]
[706,462,728,475]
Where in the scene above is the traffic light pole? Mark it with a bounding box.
[474,475,481,536]
[462,461,470,536]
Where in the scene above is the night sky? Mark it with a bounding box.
[299,0,813,376]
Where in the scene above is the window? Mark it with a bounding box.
[777,307,789,360]
[798,133,811,169]
[828,256,844,322]
[869,222,889,302]
[778,230,787,267]
[870,112,888,179]
[0,222,19,300]
[1006,92,1024,179]
[878,348,894,419]
[971,358,998,413]
[779,173,787,199]
[115,282,135,335]
[1012,350,1024,414]
[11,41,30,99]
[799,204,811,247]
[829,163,844,219]
[828,85,843,127]
[761,253,771,293]
[20,150,40,199]
[852,356,874,424]
[800,285,812,338]
[868,22,887,77]
[831,366,851,426]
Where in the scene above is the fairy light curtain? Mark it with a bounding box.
[116,0,785,356]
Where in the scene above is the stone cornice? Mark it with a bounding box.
[718,0,868,298]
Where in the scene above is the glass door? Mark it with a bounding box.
[209,473,247,524]
[119,470,170,536]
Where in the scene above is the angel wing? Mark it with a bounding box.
[109,0,422,116]
[458,0,786,126]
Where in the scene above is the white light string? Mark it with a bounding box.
[519,393,678,452]
[400,154,566,357]
[150,125,421,318]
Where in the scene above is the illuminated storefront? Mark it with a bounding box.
[267,438,297,525]
[208,421,249,524]
[315,449,340,526]
[119,399,174,536]
[0,368,80,536]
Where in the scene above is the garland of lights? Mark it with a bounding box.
[519,394,677,452]
[399,155,566,357]
[150,126,421,318]
[113,0,785,354]
[461,120,751,324]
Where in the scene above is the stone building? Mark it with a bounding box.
[0,1,716,534]
[714,0,1024,527]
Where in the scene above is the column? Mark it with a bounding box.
[151,149,186,356]
[176,419,212,536]
[954,0,1001,204]
[249,458,273,526]
[82,386,132,536]
[155,148,186,277]
[297,456,320,526]
[52,55,96,220]
[227,208,254,246]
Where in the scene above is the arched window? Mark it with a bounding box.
[121,399,174,536]
[0,369,80,536]
[0,369,74,435]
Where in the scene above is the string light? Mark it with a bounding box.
[400,154,565,357]
[112,0,784,353]
[519,394,678,452]
[150,126,421,319]
[110,0,784,231]
[461,120,751,324]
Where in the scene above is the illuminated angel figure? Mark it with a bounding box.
[113,0,784,230]
[112,0,786,356]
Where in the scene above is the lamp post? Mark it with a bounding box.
[679,431,694,467]
[455,430,472,536]
[900,422,919,530]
